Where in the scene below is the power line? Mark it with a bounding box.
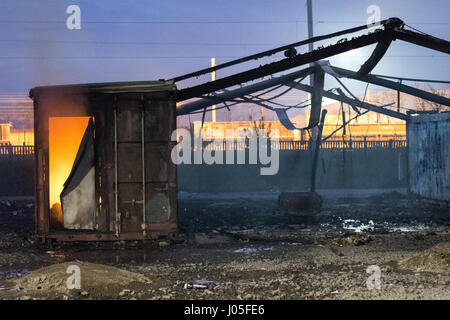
[0,55,447,59]
[316,20,450,25]
[0,39,419,46]
[0,19,449,25]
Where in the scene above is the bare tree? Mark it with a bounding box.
[414,85,450,112]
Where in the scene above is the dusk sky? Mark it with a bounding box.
[0,0,449,120]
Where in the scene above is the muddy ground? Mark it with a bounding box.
[0,190,449,300]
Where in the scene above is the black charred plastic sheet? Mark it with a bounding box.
[274,68,324,131]
[307,68,325,129]
[274,109,300,130]
[61,118,95,199]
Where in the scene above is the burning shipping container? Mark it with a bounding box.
[29,81,178,241]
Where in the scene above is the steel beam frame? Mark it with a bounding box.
[177,30,392,101]
[330,66,450,107]
[177,67,410,120]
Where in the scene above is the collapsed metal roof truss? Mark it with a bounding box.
[174,17,450,125]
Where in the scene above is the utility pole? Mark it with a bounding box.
[307,0,314,87]
[261,103,266,121]
[211,58,216,122]
[306,0,318,140]
[310,109,327,193]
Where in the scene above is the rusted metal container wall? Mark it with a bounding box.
[30,81,178,241]
[407,113,450,202]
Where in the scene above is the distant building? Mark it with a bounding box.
[0,94,33,129]
[0,94,34,145]
[191,119,405,141]
[0,122,34,145]
[183,88,450,141]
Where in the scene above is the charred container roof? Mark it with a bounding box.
[29,80,177,241]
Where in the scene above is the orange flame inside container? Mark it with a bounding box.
[48,117,90,223]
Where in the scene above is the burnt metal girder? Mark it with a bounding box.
[177,68,409,120]
[171,18,399,83]
[393,29,450,54]
[331,66,450,107]
[177,29,393,102]
[176,67,312,115]
[177,67,409,120]
[285,81,410,120]
[356,37,392,76]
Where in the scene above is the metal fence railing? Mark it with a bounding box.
[0,139,406,160]
[0,145,34,160]
[200,139,407,151]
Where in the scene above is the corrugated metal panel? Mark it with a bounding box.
[30,80,176,97]
[407,113,450,201]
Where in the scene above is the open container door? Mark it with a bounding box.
[60,117,96,230]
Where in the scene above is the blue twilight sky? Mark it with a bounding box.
[0,0,449,120]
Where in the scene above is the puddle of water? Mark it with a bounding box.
[232,248,259,254]
[342,219,375,233]
[383,223,428,232]
[342,219,429,233]
[206,202,235,208]
[231,246,274,255]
